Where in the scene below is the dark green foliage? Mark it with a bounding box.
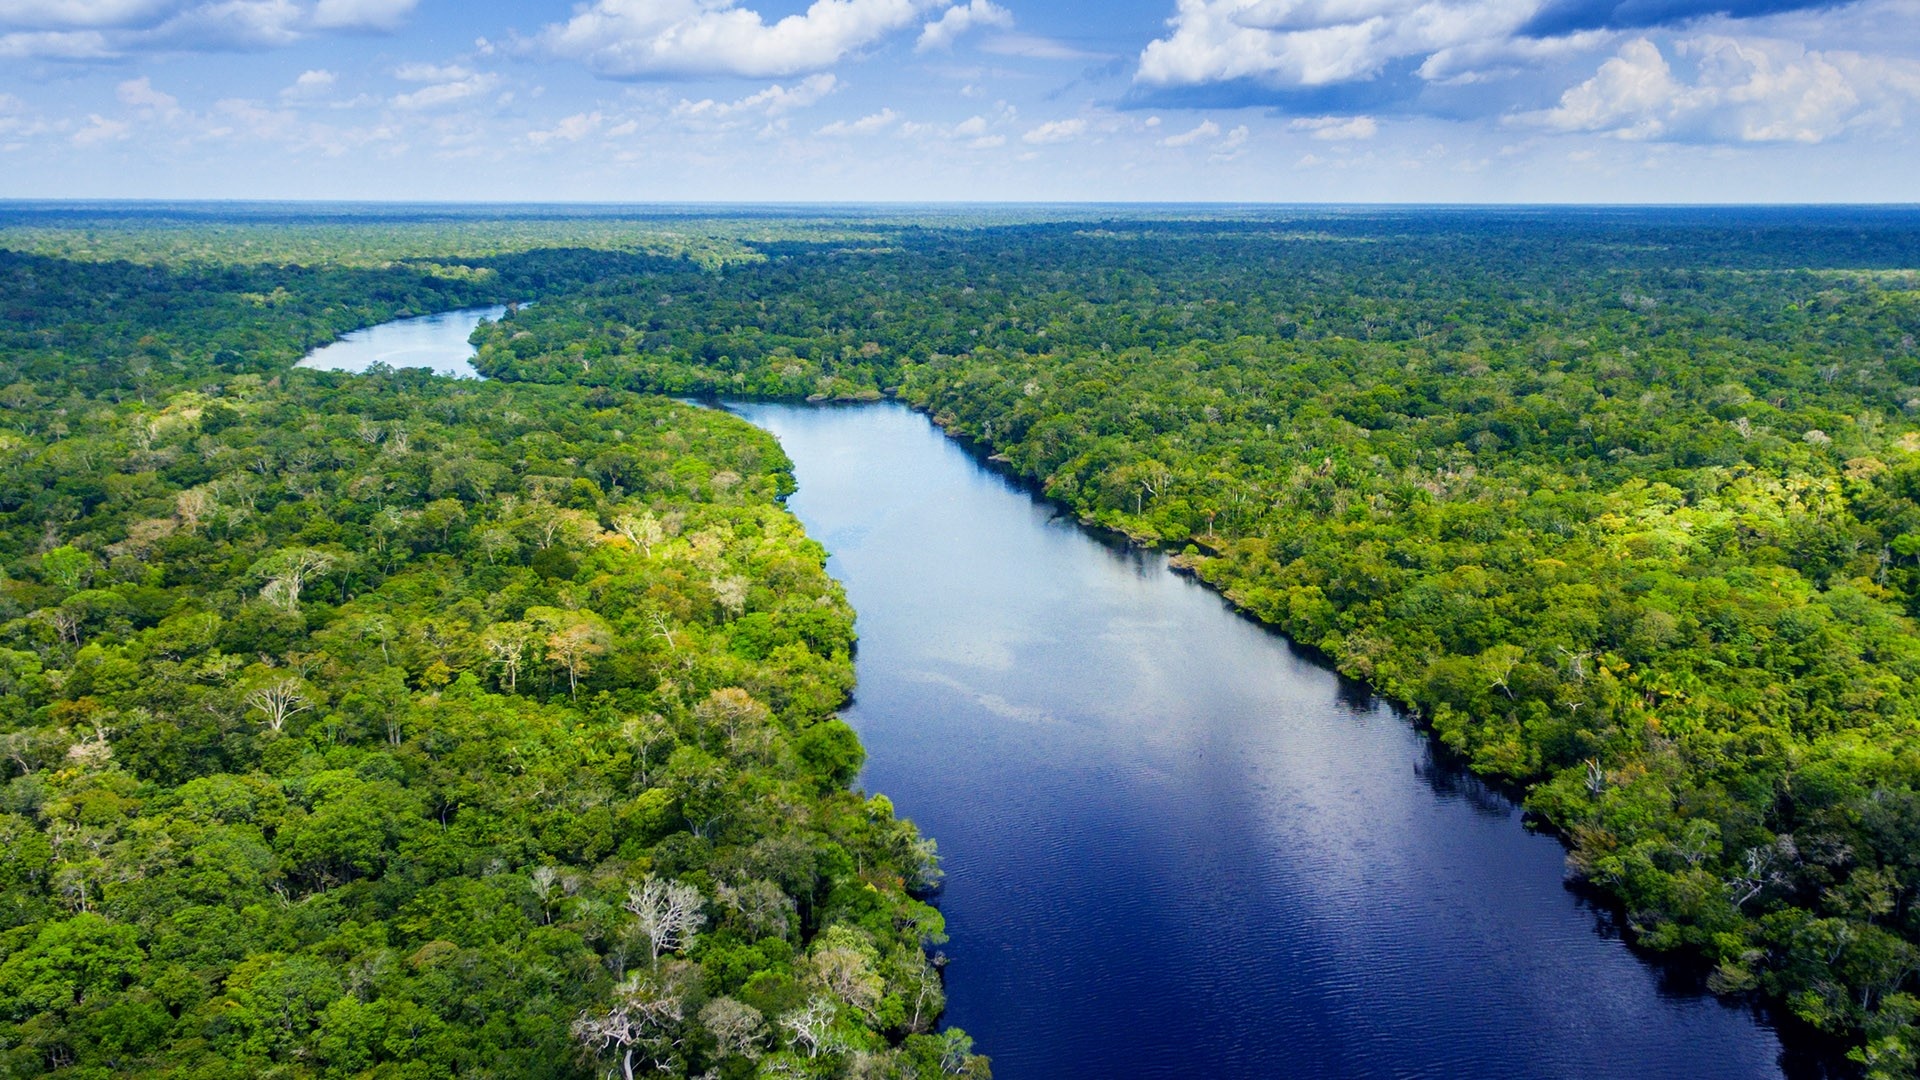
[0,241,984,1078]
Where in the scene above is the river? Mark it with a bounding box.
[297,311,1803,1079]
[728,401,1803,1080]
[297,304,506,378]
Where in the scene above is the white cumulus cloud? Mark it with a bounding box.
[1021,116,1085,144]
[1520,35,1920,143]
[541,0,940,79]
[817,106,899,134]
[1161,118,1219,145]
[675,72,839,120]
[1290,113,1377,139]
[1137,0,1545,88]
[915,0,1011,52]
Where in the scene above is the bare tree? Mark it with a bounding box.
[246,677,313,733]
[699,997,766,1060]
[571,964,692,1080]
[778,996,837,1059]
[709,575,749,621]
[482,622,535,692]
[695,688,772,756]
[546,621,608,698]
[715,878,793,940]
[612,511,664,556]
[626,876,706,964]
[530,865,579,925]
[256,548,336,613]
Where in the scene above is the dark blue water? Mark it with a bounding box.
[730,401,1797,1080]
[298,304,505,378]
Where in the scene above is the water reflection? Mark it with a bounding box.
[729,400,1799,1080]
[297,305,506,378]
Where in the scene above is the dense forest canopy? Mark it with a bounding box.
[7,203,1920,1077]
[0,218,990,1078]
[463,207,1920,1075]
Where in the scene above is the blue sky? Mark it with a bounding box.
[0,0,1916,201]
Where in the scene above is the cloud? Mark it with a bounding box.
[980,32,1107,60]
[71,112,129,144]
[528,110,605,145]
[394,61,472,81]
[0,29,112,58]
[280,67,335,99]
[117,75,181,115]
[540,0,939,79]
[0,0,417,58]
[1161,118,1220,144]
[1021,116,1085,143]
[309,0,415,30]
[1290,113,1378,137]
[1520,0,1847,36]
[674,72,839,119]
[1518,34,1920,142]
[391,72,496,109]
[916,0,1011,51]
[1137,0,1549,90]
[0,0,180,30]
[816,106,899,134]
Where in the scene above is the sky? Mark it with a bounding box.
[1,0,1917,202]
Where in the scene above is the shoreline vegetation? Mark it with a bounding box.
[0,239,990,1077]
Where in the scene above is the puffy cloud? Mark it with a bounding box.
[816,106,899,134]
[1520,34,1920,142]
[71,112,129,144]
[915,0,1012,51]
[1136,0,1545,88]
[540,0,940,79]
[674,72,839,119]
[1161,118,1220,144]
[1021,116,1085,143]
[1290,112,1378,137]
[528,110,606,145]
[117,75,180,114]
[391,71,496,109]
[280,67,336,99]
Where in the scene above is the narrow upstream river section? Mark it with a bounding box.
[729,401,1795,1080]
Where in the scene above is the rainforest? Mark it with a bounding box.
[4,204,1920,1078]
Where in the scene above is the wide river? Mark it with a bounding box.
[302,314,1804,1079]
[728,401,1804,1080]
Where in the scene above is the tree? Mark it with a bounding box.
[699,997,766,1060]
[613,511,664,556]
[626,877,705,964]
[245,676,313,733]
[254,548,336,613]
[481,621,535,692]
[571,963,693,1080]
[779,996,837,1059]
[546,620,608,698]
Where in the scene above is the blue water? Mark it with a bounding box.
[298,305,506,378]
[730,401,1800,1080]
